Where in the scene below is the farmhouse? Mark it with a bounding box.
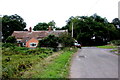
[12,27,67,48]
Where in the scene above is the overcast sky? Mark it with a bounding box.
[1,0,119,29]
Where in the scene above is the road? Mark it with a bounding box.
[69,47,118,78]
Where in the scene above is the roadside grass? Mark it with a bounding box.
[110,49,118,52]
[97,45,117,49]
[2,47,53,78]
[97,45,120,55]
[2,45,77,78]
[22,47,77,78]
[2,54,50,78]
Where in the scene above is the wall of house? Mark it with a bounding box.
[26,38,39,48]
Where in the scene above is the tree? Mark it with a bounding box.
[6,36,16,43]
[112,18,120,39]
[2,14,26,42]
[112,18,120,27]
[48,20,56,28]
[59,33,74,47]
[33,22,49,31]
[33,20,56,31]
[64,14,119,46]
[38,35,59,48]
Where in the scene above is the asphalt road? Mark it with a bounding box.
[70,47,118,78]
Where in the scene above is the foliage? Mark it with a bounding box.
[2,14,26,42]
[2,43,16,48]
[48,20,56,28]
[26,48,53,55]
[63,14,119,46]
[2,47,53,78]
[110,40,120,46]
[33,20,56,31]
[112,18,120,39]
[6,36,16,43]
[2,46,77,78]
[21,47,77,78]
[33,22,49,31]
[112,18,120,27]
[38,35,59,48]
[59,33,74,47]
[2,44,53,55]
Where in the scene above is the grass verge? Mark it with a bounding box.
[97,45,117,49]
[22,47,77,78]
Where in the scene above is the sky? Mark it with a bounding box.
[1,0,119,29]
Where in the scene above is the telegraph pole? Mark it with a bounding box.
[72,22,73,37]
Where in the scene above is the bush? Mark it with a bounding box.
[2,43,16,48]
[59,33,74,47]
[26,48,53,55]
[6,36,16,43]
[110,40,120,46]
[38,35,59,48]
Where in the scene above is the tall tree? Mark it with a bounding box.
[112,18,120,27]
[64,14,118,46]
[48,20,56,28]
[2,14,26,42]
[112,18,120,39]
[33,20,56,31]
[33,22,49,31]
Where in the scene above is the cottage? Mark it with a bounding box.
[12,27,67,48]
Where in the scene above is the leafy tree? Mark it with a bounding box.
[38,35,59,48]
[64,14,119,46]
[33,22,49,31]
[6,36,16,43]
[112,18,120,27]
[2,14,26,42]
[112,18,120,39]
[59,33,74,47]
[48,20,56,28]
[33,20,56,31]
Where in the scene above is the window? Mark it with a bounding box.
[23,43,26,46]
[17,40,21,43]
[30,43,37,47]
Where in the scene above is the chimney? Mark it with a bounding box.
[29,27,32,32]
[48,26,52,32]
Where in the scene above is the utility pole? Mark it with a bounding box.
[72,22,73,37]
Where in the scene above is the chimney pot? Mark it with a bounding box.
[29,27,32,32]
[48,26,52,32]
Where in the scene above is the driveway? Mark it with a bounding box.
[69,47,118,78]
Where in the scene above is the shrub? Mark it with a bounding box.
[26,48,53,55]
[2,43,16,48]
[59,33,74,47]
[6,36,16,43]
[110,40,120,46]
[38,35,59,48]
